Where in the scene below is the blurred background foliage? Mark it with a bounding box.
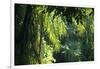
[15,4,94,65]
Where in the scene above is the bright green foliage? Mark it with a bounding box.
[32,5,67,63]
[15,4,94,65]
[42,40,55,63]
[72,17,85,36]
[44,10,67,52]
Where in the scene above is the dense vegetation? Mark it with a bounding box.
[15,4,94,65]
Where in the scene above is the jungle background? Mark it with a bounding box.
[15,4,94,65]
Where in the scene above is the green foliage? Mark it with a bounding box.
[44,10,67,52]
[42,39,56,63]
[15,4,94,65]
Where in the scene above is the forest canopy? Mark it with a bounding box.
[15,4,94,65]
